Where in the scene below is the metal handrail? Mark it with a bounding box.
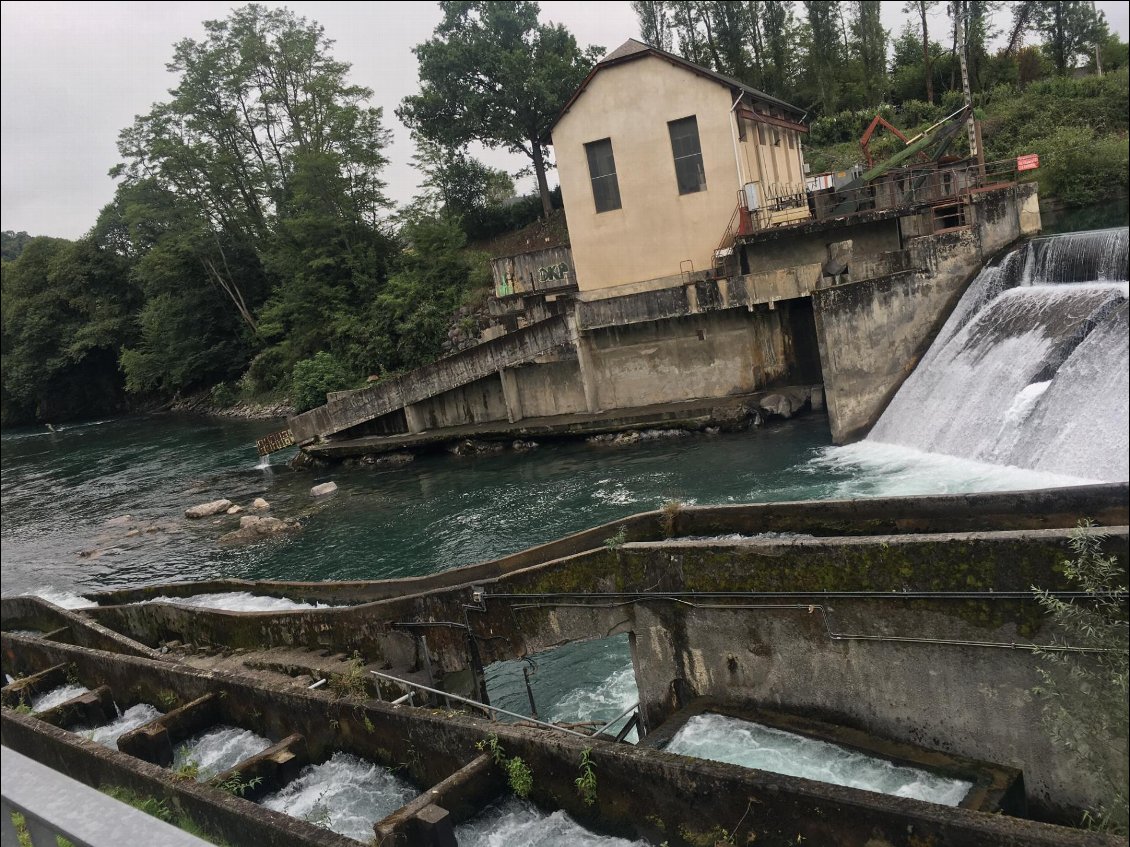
[368,669,594,739]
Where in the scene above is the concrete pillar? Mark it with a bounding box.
[404,403,427,435]
[498,368,523,423]
[573,331,601,413]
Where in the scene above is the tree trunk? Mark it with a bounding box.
[919,2,934,104]
[531,141,553,219]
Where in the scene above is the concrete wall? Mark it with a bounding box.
[744,218,901,275]
[289,315,572,443]
[553,55,746,291]
[582,308,789,410]
[412,375,509,430]
[490,245,575,297]
[510,360,588,419]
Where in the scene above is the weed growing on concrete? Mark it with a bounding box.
[212,772,263,797]
[330,652,369,700]
[156,689,178,710]
[173,758,200,781]
[64,663,81,686]
[661,499,684,538]
[477,733,534,799]
[603,525,628,550]
[12,702,33,715]
[575,747,598,805]
[101,786,228,845]
[1031,519,1128,834]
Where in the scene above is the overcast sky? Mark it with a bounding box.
[3,1,1127,240]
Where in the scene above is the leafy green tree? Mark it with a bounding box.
[904,1,939,103]
[1,233,137,424]
[1030,1,1107,76]
[399,1,602,219]
[112,4,394,395]
[802,0,846,112]
[412,138,515,222]
[1,231,32,262]
[852,1,888,107]
[631,0,673,51]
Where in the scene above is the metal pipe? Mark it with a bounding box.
[501,598,1124,655]
[592,701,640,738]
[368,669,593,739]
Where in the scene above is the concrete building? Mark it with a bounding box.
[550,39,810,296]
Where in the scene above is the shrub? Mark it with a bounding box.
[291,351,354,414]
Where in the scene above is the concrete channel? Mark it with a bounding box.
[3,482,1127,846]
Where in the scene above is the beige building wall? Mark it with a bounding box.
[553,57,742,294]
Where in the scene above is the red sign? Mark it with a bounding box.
[1017,154,1040,172]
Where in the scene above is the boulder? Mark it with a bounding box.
[218,515,300,546]
[512,440,539,451]
[310,481,338,497]
[447,439,504,456]
[185,499,233,519]
[226,505,244,515]
[251,498,270,511]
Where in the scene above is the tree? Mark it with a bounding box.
[1029,1,1107,76]
[1,233,137,424]
[412,138,515,221]
[112,4,395,394]
[852,1,888,106]
[802,1,846,112]
[631,0,673,51]
[905,1,939,103]
[399,1,602,220]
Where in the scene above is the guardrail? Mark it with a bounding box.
[1,745,212,847]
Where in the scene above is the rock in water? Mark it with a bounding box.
[251,498,270,511]
[310,482,338,497]
[218,515,300,545]
[185,499,233,519]
[226,505,243,515]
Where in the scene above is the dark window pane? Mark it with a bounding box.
[585,138,622,213]
[668,116,706,194]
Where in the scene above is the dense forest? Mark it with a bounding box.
[2,0,1127,426]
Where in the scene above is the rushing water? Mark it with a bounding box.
[455,797,648,847]
[666,714,972,806]
[172,725,272,780]
[259,752,417,842]
[30,683,90,712]
[486,635,640,740]
[74,703,163,748]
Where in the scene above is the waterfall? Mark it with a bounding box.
[867,228,1129,482]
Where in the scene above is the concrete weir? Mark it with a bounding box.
[3,483,1128,846]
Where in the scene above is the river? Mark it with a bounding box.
[0,410,1091,601]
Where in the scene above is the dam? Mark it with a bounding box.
[3,229,1128,846]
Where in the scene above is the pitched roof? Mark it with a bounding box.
[548,39,805,138]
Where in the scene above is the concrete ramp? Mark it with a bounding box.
[288,315,573,444]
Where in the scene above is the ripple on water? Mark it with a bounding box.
[454,797,649,847]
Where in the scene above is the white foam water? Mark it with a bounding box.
[812,439,1098,499]
[31,683,90,712]
[259,752,416,842]
[24,589,96,609]
[143,591,332,612]
[666,713,971,806]
[546,664,639,742]
[455,797,648,847]
[172,725,272,779]
[75,703,162,748]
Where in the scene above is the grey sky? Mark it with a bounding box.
[2,1,1127,240]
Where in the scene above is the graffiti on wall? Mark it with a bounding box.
[538,262,570,285]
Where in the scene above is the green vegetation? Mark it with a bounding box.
[575,747,598,805]
[477,733,534,799]
[329,651,370,700]
[603,524,629,550]
[211,771,264,797]
[1031,521,1129,834]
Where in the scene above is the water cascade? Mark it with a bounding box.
[454,797,648,847]
[171,725,272,780]
[30,683,90,713]
[141,592,334,612]
[666,714,971,806]
[864,227,1129,481]
[76,703,163,748]
[259,752,416,842]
